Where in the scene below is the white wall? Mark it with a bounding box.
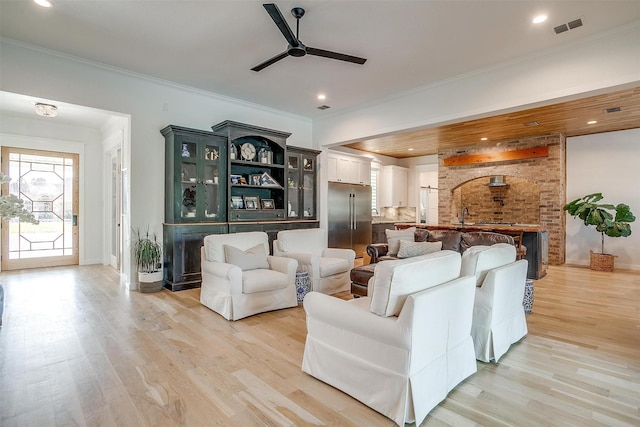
[0,116,104,265]
[1,39,313,287]
[566,128,640,270]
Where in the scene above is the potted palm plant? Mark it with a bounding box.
[563,193,635,271]
[132,227,163,292]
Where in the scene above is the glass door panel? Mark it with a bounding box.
[1,147,79,270]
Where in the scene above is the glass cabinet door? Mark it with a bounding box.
[177,135,226,222]
[301,154,316,218]
[287,149,318,220]
[287,154,300,218]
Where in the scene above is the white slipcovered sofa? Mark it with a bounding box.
[461,243,528,362]
[200,231,298,320]
[273,228,355,294]
[302,250,477,426]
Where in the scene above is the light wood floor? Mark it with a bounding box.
[0,264,638,426]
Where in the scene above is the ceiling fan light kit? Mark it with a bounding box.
[252,3,367,71]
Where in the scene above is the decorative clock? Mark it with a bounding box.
[240,142,256,161]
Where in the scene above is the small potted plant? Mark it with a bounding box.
[132,227,163,292]
[563,193,635,271]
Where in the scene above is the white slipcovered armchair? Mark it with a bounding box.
[273,228,355,294]
[461,243,528,362]
[200,231,298,321]
[302,250,477,426]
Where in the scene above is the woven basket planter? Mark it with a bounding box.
[589,251,616,272]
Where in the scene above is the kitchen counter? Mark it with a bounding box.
[395,223,548,279]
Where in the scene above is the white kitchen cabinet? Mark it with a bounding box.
[327,152,371,184]
[380,165,408,207]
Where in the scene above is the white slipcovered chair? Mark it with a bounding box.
[461,243,528,362]
[302,250,477,426]
[273,228,355,294]
[200,231,298,321]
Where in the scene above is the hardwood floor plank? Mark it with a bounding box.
[0,264,639,426]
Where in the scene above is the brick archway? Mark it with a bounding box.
[438,134,566,265]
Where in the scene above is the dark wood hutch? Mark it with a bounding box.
[161,121,320,291]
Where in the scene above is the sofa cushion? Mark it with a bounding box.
[414,228,429,242]
[460,243,516,286]
[385,227,416,256]
[242,268,289,293]
[318,257,350,277]
[223,244,270,271]
[369,250,462,317]
[397,240,442,258]
[204,231,268,263]
[427,230,463,252]
[460,231,514,253]
[277,228,326,257]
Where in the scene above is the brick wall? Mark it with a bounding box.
[439,134,566,265]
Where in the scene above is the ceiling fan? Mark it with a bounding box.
[251,3,367,72]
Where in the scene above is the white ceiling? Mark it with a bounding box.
[1,0,639,125]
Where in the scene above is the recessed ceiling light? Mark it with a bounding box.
[374,149,380,152]
[34,0,52,7]
[481,137,488,141]
[317,94,326,101]
[587,120,597,125]
[408,148,414,151]
[533,15,547,24]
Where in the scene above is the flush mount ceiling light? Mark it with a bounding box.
[35,103,58,117]
[317,94,326,101]
[587,120,597,124]
[34,0,52,7]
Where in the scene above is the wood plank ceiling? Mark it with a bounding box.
[344,86,640,158]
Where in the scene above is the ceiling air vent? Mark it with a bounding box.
[554,18,583,35]
[524,121,540,127]
[568,19,583,29]
[554,24,568,34]
[317,105,330,110]
[603,106,622,114]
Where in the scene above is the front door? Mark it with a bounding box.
[1,147,79,270]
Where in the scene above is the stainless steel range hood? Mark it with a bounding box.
[485,176,509,187]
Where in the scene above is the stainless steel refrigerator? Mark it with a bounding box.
[328,182,372,258]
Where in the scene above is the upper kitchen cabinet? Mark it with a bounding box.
[380,165,408,207]
[161,125,228,223]
[287,146,321,220]
[212,121,289,222]
[327,152,371,185]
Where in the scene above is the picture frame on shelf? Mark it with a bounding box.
[230,174,242,185]
[239,176,248,185]
[250,174,262,186]
[231,196,244,209]
[261,199,275,209]
[259,172,280,187]
[243,195,259,210]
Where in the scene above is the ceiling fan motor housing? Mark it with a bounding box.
[288,44,306,57]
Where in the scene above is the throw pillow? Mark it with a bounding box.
[385,227,416,256]
[397,240,442,258]
[224,244,269,271]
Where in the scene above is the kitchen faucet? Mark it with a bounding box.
[461,207,470,225]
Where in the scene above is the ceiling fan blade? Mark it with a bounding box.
[306,47,367,65]
[251,51,289,72]
[263,3,298,47]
